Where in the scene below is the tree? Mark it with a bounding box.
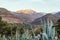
[0,16,10,36]
[54,19,60,36]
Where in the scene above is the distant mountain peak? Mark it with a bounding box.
[55,12,60,17]
[16,9,36,14]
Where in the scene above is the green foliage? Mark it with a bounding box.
[0,16,33,37]
[0,17,9,35]
[55,19,60,35]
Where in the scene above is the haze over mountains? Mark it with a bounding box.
[0,8,60,24]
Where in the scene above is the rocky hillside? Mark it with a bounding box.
[0,8,23,23]
[32,13,60,25]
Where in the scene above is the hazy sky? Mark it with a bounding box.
[0,0,60,13]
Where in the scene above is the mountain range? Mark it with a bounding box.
[0,8,60,24]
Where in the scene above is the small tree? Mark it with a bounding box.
[55,19,60,36]
[0,16,9,36]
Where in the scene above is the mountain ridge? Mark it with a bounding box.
[32,13,60,25]
[55,12,60,17]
